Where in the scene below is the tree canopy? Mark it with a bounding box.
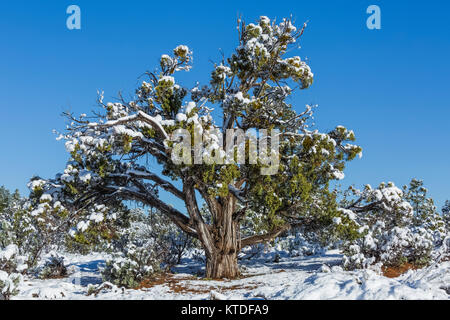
[29,16,362,278]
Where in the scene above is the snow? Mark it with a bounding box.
[78,170,92,183]
[159,76,175,84]
[89,212,104,223]
[176,113,187,122]
[0,244,19,261]
[332,170,345,180]
[40,194,52,202]
[76,221,90,232]
[13,250,449,300]
[185,102,196,114]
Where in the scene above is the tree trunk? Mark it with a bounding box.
[205,195,240,279]
[205,249,239,279]
[184,179,241,279]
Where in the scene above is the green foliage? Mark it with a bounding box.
[33,16,365,274]
[342,181,438,270]
[0,271,22,300]
[65,204,132,255]
[0,186,20,213]
[38,254,67,279]
[0,244,26,300]
[102,244,160,289]
[101,208,199,288]
[403,179,445,233]
[0,187,42,268]
[442,200,450,232]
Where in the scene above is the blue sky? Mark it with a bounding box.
[0,0,449,209]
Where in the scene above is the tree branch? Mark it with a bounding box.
[241,223,291,248]
[90,111,168,139]
[184,178,215,256]
[109,170,184,200]
[101,184,197,239]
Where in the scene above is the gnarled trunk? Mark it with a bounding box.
[205,249,239,279]
[205,195,240,279]
[184,179,241,279]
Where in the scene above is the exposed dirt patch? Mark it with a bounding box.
[41,275,68,280]
[382,263,419,278]
[136,272,261,295]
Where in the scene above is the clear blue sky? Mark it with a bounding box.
[0,1,449,209]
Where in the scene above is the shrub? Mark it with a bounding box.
[102,241,161,288]
[275,232,324,257]
[0,244,27,300]
[0,271,22,300]
[433,234,450,262]
[38,254,67,279]
[343,226,433,270]
[0,244,28,274]
[342,182,435,270]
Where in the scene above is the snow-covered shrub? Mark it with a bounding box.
[102,242,161,288]
[0,244,28,274]
[0,271,22,300]
[64,204,132,255]
[101,208,192,288]
[433,234,450,262]
[343,226,433,270]
[110,208,198,265]
[275,232,324,257]
[403,179,446,240]
[38,254,67,279]
[0,244,27,300]
[143,209,199,266]
[442,201,450,232]
[100,207,201,288]
[342,182,435,270]
[0,187,40,266]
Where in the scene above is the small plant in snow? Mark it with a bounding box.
[0,271,22,300]
[101,207,200,288]
[102,241,161,288]
[0,244,28,274]
[276,232,325,257]
[433,234,450,263]
[0,244,27,300]
[38,253,67,279]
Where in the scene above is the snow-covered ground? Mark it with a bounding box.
[14,250,450,300]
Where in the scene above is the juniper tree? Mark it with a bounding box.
[443,201,450,231]
[403,179,446,233]
[0,187,20,213]
[32,16,361,278]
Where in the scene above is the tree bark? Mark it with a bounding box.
[205,195,240,279]
[183,178,241,279]
[205,249,239,279]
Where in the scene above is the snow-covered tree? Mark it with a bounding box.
[27,176,133,260]
[342,182,436,270]
[0,244,27,300]
[0,187,41,267]
[33,16,362,278]
[442,200,450,231]
[403,179,445,234]
[0,187,20,213]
